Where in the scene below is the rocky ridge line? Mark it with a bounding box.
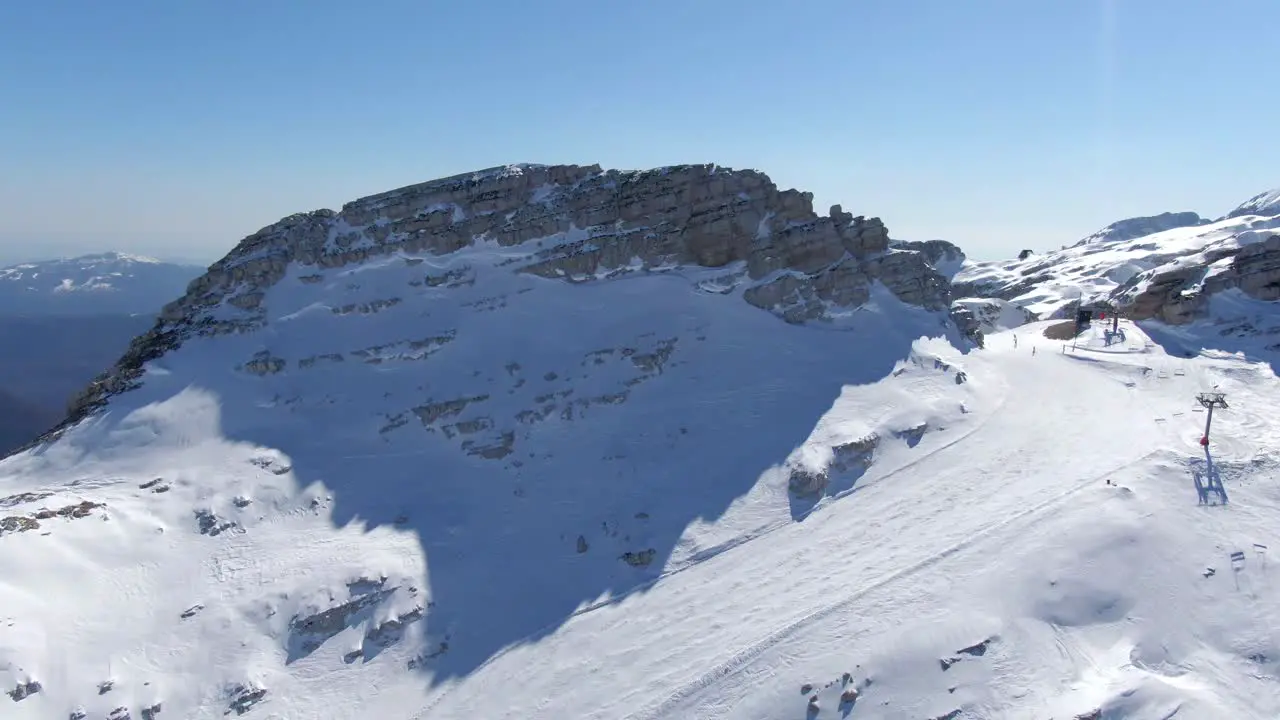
[44,163,964,441]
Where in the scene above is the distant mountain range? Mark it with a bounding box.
[952,187,1280,328]
[0,251,204,315]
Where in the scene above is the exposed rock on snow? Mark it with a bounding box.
[947,304,986,349]
[951,297,1036,334]
[0,500,104,536]
[7,679,42,701]
[193,508,238,537]
[620,548,658,567]
[225,684,268,715]
[953,188,1280,328]
[1116,233,1280,323]
[891,238,967,280]
[57,164,956,433]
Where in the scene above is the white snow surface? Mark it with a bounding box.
[954,210,1280,319]
[3,239,1280,719]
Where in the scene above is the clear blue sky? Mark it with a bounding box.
[2,0,1277,265]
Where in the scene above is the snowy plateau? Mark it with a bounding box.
[2,164,1280,720]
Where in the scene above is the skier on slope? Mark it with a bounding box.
[1013,335,1018,348]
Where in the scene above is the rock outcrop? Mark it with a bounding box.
[1116,234,1280,323]
[51,163,955,435]
[891,239,966,279]
[947,304,985,349]
[950,297,1035,336]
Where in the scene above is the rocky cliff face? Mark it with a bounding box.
[55,163,957,433]
[890,239,966,280]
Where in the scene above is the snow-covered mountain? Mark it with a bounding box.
[1072,211,1208,247]
[0,252,203,316]
[952,189,1280,332]
[1228,189,1280,220]
[5,167,1280,719]
[2,163,997,718]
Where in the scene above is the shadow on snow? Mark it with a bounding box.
[32,281,977,688]
[1190,445,1229,506]
[1139,318,1280,379]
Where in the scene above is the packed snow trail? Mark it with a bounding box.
[420,329,1177,719]
[650,326,1280,720]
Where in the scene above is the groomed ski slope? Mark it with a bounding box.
[2,244,1278,719]
[423,322,1280,720]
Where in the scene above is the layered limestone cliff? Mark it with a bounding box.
[890,239,966,280]
[54,163,958,431]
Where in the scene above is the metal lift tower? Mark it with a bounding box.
[1196,392,1229,446]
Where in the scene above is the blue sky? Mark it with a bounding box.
[1,0,1277,265]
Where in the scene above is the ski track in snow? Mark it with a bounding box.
[412,380,1015,719]
[416,321,1266,720]
[624,339,1168,720]
[4,248,1280,720]
[627,449,1163,720]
